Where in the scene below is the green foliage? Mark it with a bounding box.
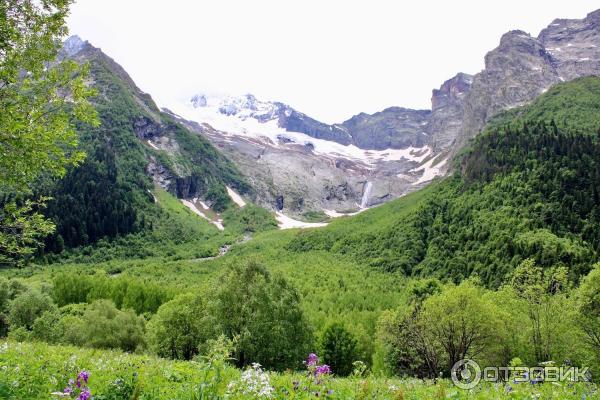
[74,300,146,352]
[147,293,210,360]
[30,300,146,352]
[7,288,55,330]
[0,199,55,265]
[319,323,359,376]
[44,144,140,249]
[51,271,174,314]
[222,204,278,234]
[205,183,232,213]
[0,341,597,399]
[0,0,98,264]
[574,263,600,364]
[209,261,314,371]
[287,77,600,287]
[0,0,97,189]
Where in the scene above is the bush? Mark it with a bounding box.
[78,300,146,352]
[8,289,56,330]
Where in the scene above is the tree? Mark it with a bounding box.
[510,259,574,363]
[209,261,314,370]
[377,303,443,379]
[0,0,98,264]
[418,281,506,375]
[319,323,358,376]
[147,293,210,360]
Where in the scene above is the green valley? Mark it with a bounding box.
[2,2,600,399]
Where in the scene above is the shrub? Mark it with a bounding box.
[78,300,146,352]
[7,289,56,330]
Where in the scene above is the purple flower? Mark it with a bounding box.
[306,353,319,367]
[76,370,90,388]
[315,364,331,376]
[77,388,91,400]
[63,386,73,395]
[68,379,75,386]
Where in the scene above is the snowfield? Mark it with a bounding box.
[409,156,448,185]
[166,94,432,167]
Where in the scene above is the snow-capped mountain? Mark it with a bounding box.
[165,93,443,215]
[63,8,600,220]
[170,92,433,167]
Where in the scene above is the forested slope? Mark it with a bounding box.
[39,39,251,253]
[287,77,600,287]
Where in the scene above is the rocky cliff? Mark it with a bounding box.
[455,10,600,152]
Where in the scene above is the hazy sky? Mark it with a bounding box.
[67,1,595,123]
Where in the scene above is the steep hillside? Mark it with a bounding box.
[285,77,600,287]
[41,37,255,253]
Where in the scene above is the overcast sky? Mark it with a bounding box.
[67,1,595,123]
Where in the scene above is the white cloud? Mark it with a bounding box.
[67,0,593,123]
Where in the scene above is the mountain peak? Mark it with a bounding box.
[189,92,279,120]
[62,35,88,57]
[586,8,600,23]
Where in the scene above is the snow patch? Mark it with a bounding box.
[409,156,448,185]
[226,186,246,207]
[324,209,365,218]
[147,190,157,203]
[181,199,225,230]
[276,212,328,229]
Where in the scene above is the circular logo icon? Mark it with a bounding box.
[451,359,481,390]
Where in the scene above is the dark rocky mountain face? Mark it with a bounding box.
[428,73,473,151]
[455,10,600,152]
[341,107,431,150]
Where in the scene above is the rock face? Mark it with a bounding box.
[342,107,431,150]
[454,10,600,151]
[428,73,473,151]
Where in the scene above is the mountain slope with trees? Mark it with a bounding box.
[288,77,600,287]
[36,37,255,255]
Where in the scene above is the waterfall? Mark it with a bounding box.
[360,181,373,209]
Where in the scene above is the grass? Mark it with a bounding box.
[0,341,597,399]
